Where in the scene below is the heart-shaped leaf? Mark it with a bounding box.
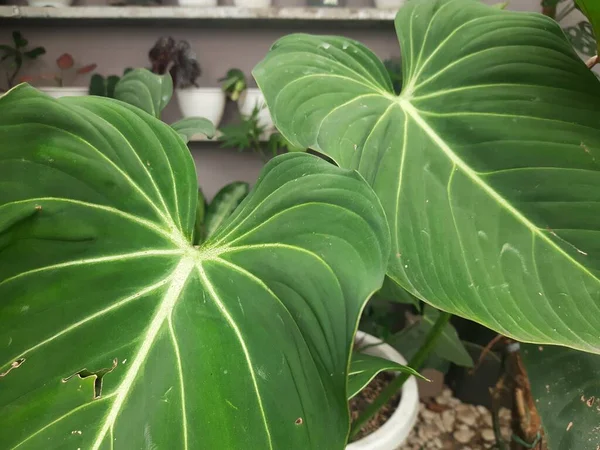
[0,85,390,449]
[171,116,216,143]
[522,344,600,450]
[254,0,600,353]
[114,68,172,118]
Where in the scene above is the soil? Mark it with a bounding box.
[349,371,401,442]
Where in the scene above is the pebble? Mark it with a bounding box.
[457,408,477,426]
[482,428,495,441]
[441,409,455,432]
[454,428,475,443]
[398,387,509,450]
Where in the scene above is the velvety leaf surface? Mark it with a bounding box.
[254,0,600,353]
[171,117,216,143]
[0,85,389,449]
[114,68,172,118]
[522,344,600,450]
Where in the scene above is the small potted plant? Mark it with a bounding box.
[21,53,96,98]
[220,68,274,131]
[150,36,225,126]
[0,31,45,91]
[347,331,420,450]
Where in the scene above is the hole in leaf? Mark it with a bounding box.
[62,358,118,399]
[295,417,303,425]
[0,358,25,377]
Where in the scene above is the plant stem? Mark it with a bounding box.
[349,311,451,438]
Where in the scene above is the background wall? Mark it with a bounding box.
[0,0,589,199]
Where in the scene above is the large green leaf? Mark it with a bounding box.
[254,0,600,353]
[347,353,422,400]
[114,68,172,118]
[0,85,390,449]
[522,344,600,450]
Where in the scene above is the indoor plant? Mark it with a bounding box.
[221,68,274,131]
[347,331,420,450]
[0,31,45,91]
[4,0,600,448]
[0,82,391,449]
[150,36,225,126]
[21,52,96,98]
[254,0,600,447]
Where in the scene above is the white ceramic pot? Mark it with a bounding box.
[374,0,404,8]
[39,87,88,99]
[234,0,271,7]
[176,88,226,127]
[28,0,72,5]
[347,331,419,450]
[178,0,217,6]
[239,88,274,131]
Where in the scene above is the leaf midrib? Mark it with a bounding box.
[398,97,600,290]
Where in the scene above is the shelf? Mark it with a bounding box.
[0,6,396,26]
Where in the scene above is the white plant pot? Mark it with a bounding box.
[239,88,274,131]
[347,331,419,450]
[39,87,88,99]
[374,0,405,9]
[178,0,217,6]
[234,0,271,7]
[28,0,72,6]
[176,88,226,127]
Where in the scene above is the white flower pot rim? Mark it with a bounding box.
[175,88,226,127]
[176,87,222,93]
[347,331,419,450]
[39,87,88,92]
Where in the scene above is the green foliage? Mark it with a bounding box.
[388,305,473,371]
[522,345,600,450]
[255,0,600,354]
[203,182,250,240]
[220,68,247,101]
[383,58,402,95]
[89,69,132,98]
[576,0,600,54]
[0,31,45,88]
[114,68,172,118]
[219,105,267,155]
[0,85,390,449]
[347,353,423,400]
[268,132,307,154]
[171,117,216,143]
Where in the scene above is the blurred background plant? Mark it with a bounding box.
[0,31,45,90]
